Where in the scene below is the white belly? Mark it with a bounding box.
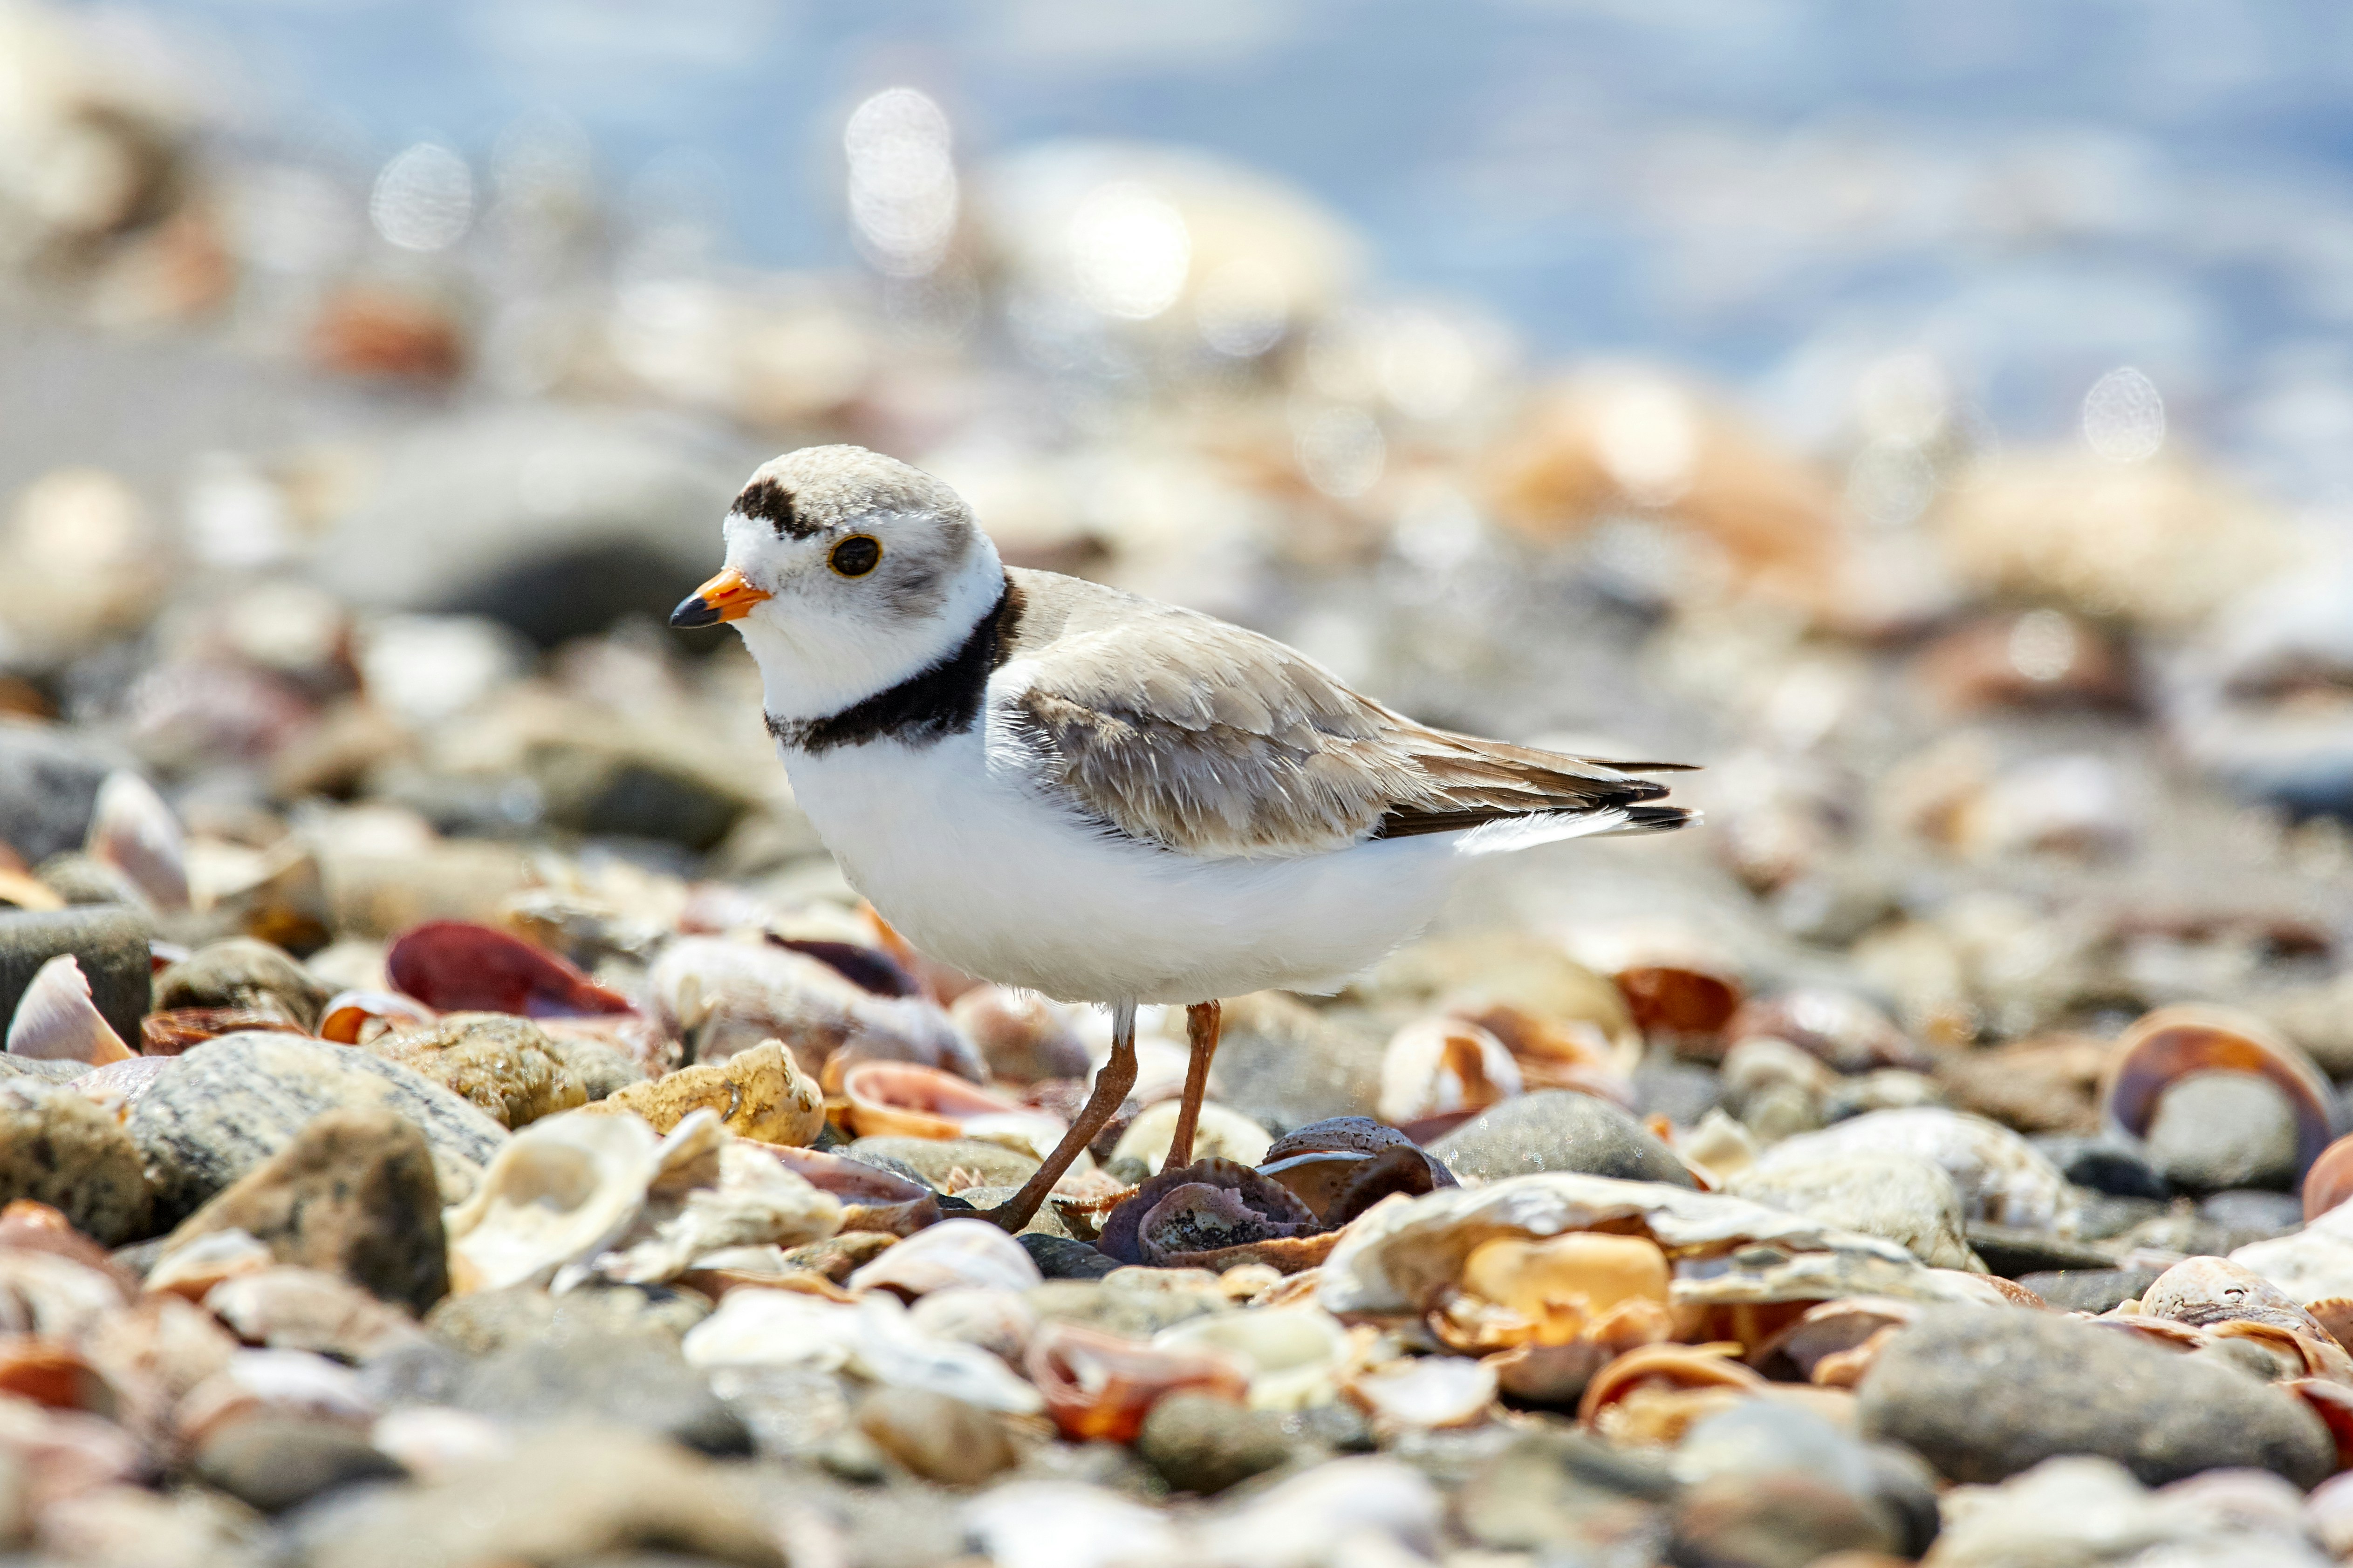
[777,726,1466,1005]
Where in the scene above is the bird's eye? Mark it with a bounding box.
[828,535,882,578]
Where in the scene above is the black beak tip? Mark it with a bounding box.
[669,596,719,630]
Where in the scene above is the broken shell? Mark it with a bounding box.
[1726,990,1929,1073]
[1023,1319,1249,1443]
[1752,1297,1926,1383]
[839,1060,1063,1158]
[387,920,635,1019]
[1613,964,1744,1041]
[1377,1016,1522,1126]
[1323,1143,1458,1228]
[443,1111,659,1292]
[70,1055,171,1113]
[5,955,131,1065]
[1743,1109,2074,1231]
[1264,1117,1420,1162]
[1347,1354,1497,1430]
[83,771,188,913]
[316,989,437,1045]
[583,1130,843,1287]
[756,1144,941,1236]
[144,1230,274,1302]
[848,1218,1044,1300]
[1109,1099,1271,1171]
[1151,1304,1353,1411]
[2139,1256,2334,1338]
[1435,1231,1675,1355]
[1578,1341,1765,1439]
[949,985,1089,1084]
[2102,1005,2341,1180]
[1098,1158,1321,1270]
[648,936,980,1078]
[1457,1002,1639,1097]
[2307,1134,2353,1224]
[908,1286,1038,1367]
[1917,609,2134,713]
[137,1008,307,1056]
[595,1039,824,1146]
[0,1248,128,1337]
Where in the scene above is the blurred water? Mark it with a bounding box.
[111,0,2353,499]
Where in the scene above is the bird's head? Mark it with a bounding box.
[672,445,1004,719]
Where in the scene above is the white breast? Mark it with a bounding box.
[774,713,1468,1006]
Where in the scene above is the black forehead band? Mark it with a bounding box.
[734,477,819,539]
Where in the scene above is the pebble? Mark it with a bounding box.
[1856,1304,2334,1488]
[539,1032,646,1101]
[0,1080,150,1244]
[1135,1391,1293,1494]
[2014,1268,2161,1314]
[192,1414,406,1512]
[1725,1151,1979,1269]
[424,1283,711,1357]
[125,1032,507,1225]
[1206,991,1387,1129]
[1667,1471,1906,1568]
[452,1329,750,1455]
[0,721,127,866]
[365,1012,590,1130]
[779,1233,899,1283]
[1431,1090,1695,1186]
[1026,1276,1229,1338]
[0,905,153,1053]
[850,1135,1041,1192]
[152,938,332,1029]
[162,1106,448,1313]
[2033,1135,2171,1200]
[1020,1234,1122,1280]
[855,1385,1019,1485]
[598,1039,821,1144]
[2142,1070,2301,1193]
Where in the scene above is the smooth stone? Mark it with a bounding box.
[1452,1429,1676,1553]
[955,1184,1072,1239]
[707,1364,858,1460]
[426,1283,711,1357]
[1667,1472,1904,1568]
[0,905,153,1051]
[1025,1278,1228,1338]
[2201,1188,2306,1237]
[153,938,332,1029]
[35,852,144,907]
[1630,1057,1724,1128]
[2069,1193,2170,1243]
[2144,1070,2300,1193]
[1725,1151,1977,1269]
[1019,1234,1121,1281]
[0,1057,88,1085]
[1135,1392,1293,1495]
[162,1107,449,1313]
[2015,1269,2162,1315]
[0,720,128,866]
[364,1013,589,1130]
[0,1080,150,1243]
[848,1136,1040,1193]
[528,739,751,852]
[1676,1400,1939,1560]
[778,1234,898,1284]
[454,1329,748,1455]
[1963,1222,2122,1278]
[1207,992,1386,1130]
[126,1032,506,1227]
[300,1424,784,1568]
[2033,1134,2170,1200]
[1857,1304,2334,1488]
[1432,1091,1695,1187]
[854,1386,1018,1486]
[193,1415,405,1513]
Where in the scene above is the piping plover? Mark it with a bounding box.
[673,445,1691,1230]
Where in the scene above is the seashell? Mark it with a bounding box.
[908,1287,1038,1367]
[0,868,65,912]
[2305,1134,2353,1223]
[1726,990,1929,1074]
[2202,1318,2353,1382]
[1456,1001,1639,1098]
[1109,1099,1271,1171]
[755,1144,941,1236]
[1578,1341,1765,1444]
[648,936,980,1079]
[595,1039,824,1147]
[2139,1256,2334,1338]
[685,1288,1045,1412]
[175,1347,375,1447]
[137,1008,307,1056]
[1377,1016,1522,1126]
[371,1407,512,1483]
[848,1217,1044,1300]
[71,1055,171,1114]
[1743,1109,2074,1231]
[0,1203,131,1287]
[83,771,188,912]
[316,989,437,1045]
[1023,1318,1249,1442]
[583,1129,843,1287]
[0,1342,113,1415]
[1099,1158,1322,1271]
[144,1228,274,1303]
[1152,1304,1353,1411]
[203,1266,429,1361]
[1751,1296,1925,1383]
[769,936,921,998]
[1430,1231,1676,1355]
[838,1060,1064,1159]
[443,1111,660,1292]
[964,1482,1180,1568]
[950,985,1090,1084]
[2290,1380,2353,1475]
[1322,1143,1457,1228]
[5,955,132,1065]
[1917,608,2134,713]
[386,920,636,1019]
[1347,1353,1497,1430]
[0,1393,144,1508]
[2102,1006,2341,1181]
[1196,1455,1444,1567]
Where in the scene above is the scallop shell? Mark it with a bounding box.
[1727,990,1928,1073]
[1098,1158,1322,1271]
[647,936,979,1078]
[388,920,636,1019]
[316,989,437,1045]
[5,955,131,1065]
[1578,1341,1765,1427]
[2101,1005,2342,1181]
[754,1143,941,1236]
[1347,1354,1497,1430]
[949,985,1089,1084]
[848,1217,1044,1300]
[1109,1099,1271,1171]
[443,1111,661,1292]
[84,770,187,912]
[1023,1319,1249,1442]
[839,1060,1065,1159]
[1742,1108,2073,1231]
[1377,1016,1522,1127]
[1430,1231,1676,1355]
[1152,1303,1354,1411]
[2139,1256,2333,1338]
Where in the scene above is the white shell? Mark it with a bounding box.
[646,936,981,1077]
[444,1111,660,1292]
[1377,1016,1522,1125]
[849,1216,1043,1299]
[0,1247,125,1337]
[1110,1099,1273,1170]
[682,1288,1046,1415]
[1744,1108,2074,1231]
[1154,1304,1353,1411]
[371,1407,512,1483]
[85,770,187,912]
[1347,1355,1497,1429]
[5,954,131,1064]
[585,1129,842,1287]
[146,1228,275,1297]
[964,1482,1180,1568]
[2235,1208,2353,1306]
[909,1286,1038,1366]
[1195,1456,1444,1568]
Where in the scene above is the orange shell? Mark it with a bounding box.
[2307,1136,2353,1223]
[1577,1340,1765,1426]
[2100,1005,2339,1178]
[1614,965,1743,1038]
[1024,1320,1249,1443]
[838,1059,1034,1139]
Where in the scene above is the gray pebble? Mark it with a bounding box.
[1433,1091,1694,1186]
[2144,1070,2299,1193]
[0,905,154,1052]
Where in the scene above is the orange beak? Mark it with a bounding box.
[670,567,772,628]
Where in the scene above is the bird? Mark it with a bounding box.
[671,444,1692,1232]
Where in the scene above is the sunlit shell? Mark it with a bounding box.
[949,985,1089,1084]
[0,1341,112,1415]
[1614,964,1744,1041]
[2305,1134,2353,1224]
[1152,1304,1354,1411]
[1727,990,1929,1073]
[71,1055,171,1114]
[648,935,979,1079]
[754,1143,942,1236]
[596,1039,824,1147]
[1347,1354,1497,1430]
[1024,1319,1249,1442]
[1457,1001,1639,1095]
[1108,1099,1271,1171]
[848,1217,1044,1300]
[2140,1256,2333,1337]
[1578,1341,1765,1438]
[144,1229,275,1302]
[371,1407,511,1483]
[443,1111,660,1292]
[0,1248,125,1339]
[388,920,636,1019]
[5,955,131,1065]
[1743,1108,2074,1231]
[316,989,437,1045]
[1752,1296,1925,1383]
[1099,1158,1322,1271]
[1432,1231,1675,1354]
[1376,1016,1522,1127]
[2202,1318,2353,1382]
[908,1286,1038,1368]
[175,1348,375,1447]
[84,770,188,912]
[839,1060,1064,1160]
[2292,1380,2353,1475]
[2101,1005,2341,1179]
[584,1127,843,1287]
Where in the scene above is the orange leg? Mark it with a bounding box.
[985,1000,1136,1233]
[1160,1000,1223,1173]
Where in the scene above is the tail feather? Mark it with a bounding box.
[1451,803,1696,856]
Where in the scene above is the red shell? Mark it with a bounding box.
[386,920,635,1019]
[2306,1133,2353,1223]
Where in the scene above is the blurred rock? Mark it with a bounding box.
[193,1413,404,1513]
[0,720,132,865]
[452,1330,748,1455]
[152,937,331,1029]
[1135,1391,1292,1495]
[0,1080,149,1244]
[0,904,152,1051]
[2143,1071,2300,1193]
[856,1385,1018,1486]
[365,1013,589,1130]
[1432,1091,1692,1186]
[1207,992,1386,1130]
[1726,1152,1978,1269]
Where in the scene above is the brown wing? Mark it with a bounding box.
[998,586,1686,859]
